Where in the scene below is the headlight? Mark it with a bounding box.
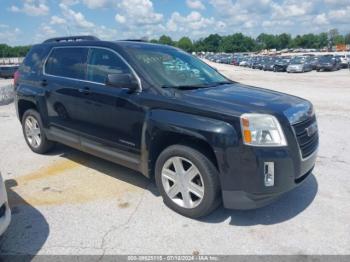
[240,113,287,146]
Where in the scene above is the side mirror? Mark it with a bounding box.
[106,73,140,92]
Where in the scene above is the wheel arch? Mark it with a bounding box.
[148,131,219,180]
[17,99,38,121]
[144,109,239,180]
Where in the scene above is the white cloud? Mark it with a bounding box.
[314,13,329,25]
[115,14,126,24]
[59,3,94,28]
[10,0,49,16]
[328,6,350,23]
[166,11,226,37]
[271,1,314,18]
[60,0,79,5]
[186,0,205,10]
[82,0,116,9]
[42,25,56,35]
[116,0,163,25]
[0,27,21,45]
[50,15,66,25]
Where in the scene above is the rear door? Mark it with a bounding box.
[43,46,89,144]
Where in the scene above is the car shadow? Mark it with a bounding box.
[48,144,158,196]
[200,174,318,226]
[0,179,49,260]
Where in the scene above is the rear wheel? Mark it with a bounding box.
[155,145,221,218]
[22,109,55,154]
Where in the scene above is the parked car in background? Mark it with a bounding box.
[287,56,313,73]
[335,55,349,68]
[253,56,267,70]
[231,56,242,66]
[262,57,277,71]
[15,35,318,218]
[0,173,11,236]
[274,57,290,72]
[0,65,19,78]
[309,56,320,70]
[316,55,341,72]
[239,57,251,67]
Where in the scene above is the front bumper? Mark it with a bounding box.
[221,143,318,210]
[287,67,303,73]
[274,65,287,72]
[317,65,333,71]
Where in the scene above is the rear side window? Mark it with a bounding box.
[87,48,131,84]
[21,45,47,75]
[45,47,88,80]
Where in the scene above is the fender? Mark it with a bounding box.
[140,109,240,185]
[16,84,49,127]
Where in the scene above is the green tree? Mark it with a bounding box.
[0,44,31,58]
[256,33,277,49]
[202,34,222,52]
[177,37,193,52]
[345,33,350,45]
[317,33,328,48]
[158,35,174,46]
[277,33,292,49]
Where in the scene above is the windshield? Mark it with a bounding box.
[291,57,307,64]
[319,56,334,62]
[127,46,229,89]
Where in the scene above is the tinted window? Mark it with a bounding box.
[87,48,131,83]
[21,45,47,75]
[45,47,88,79]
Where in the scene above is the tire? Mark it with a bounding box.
[155,145,221,218]
[22,109,55,154]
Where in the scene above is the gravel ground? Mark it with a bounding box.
[0,65,349,256]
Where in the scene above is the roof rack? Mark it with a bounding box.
[43,35,100,44]
[121,39,148,42]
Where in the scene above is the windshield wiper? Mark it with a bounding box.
[162,81,232,90]
[161,84,209,90]
[209,81,233,86]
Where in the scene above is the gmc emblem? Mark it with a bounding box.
[306,122,318,137]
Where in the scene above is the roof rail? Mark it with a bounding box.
[121,39,148,42]
[43,35,100,43]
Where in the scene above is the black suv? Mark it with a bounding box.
[15,36,318,218]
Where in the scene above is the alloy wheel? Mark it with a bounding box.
[161,156,204,209]
[24,116,42,148]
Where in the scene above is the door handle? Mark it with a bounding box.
[41,79,48,87]
[78,87,91,95]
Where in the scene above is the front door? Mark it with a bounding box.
[74,47,145,157]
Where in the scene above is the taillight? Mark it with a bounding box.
[14,70,20,86]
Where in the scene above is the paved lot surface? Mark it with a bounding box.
[0,66,349,256]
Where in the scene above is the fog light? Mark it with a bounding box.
[264,162,274,187]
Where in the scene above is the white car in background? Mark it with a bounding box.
[0,172,11,236]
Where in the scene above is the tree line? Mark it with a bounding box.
[1,29,349,57]
[0,44,31,58]
[151,29,350,53]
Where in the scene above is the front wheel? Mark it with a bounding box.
[155,145,221,218]
[22,109,55,154]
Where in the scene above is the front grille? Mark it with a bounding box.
[292,115,319,158]
[0,203,6,218]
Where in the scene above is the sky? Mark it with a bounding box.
[0,0,349,46]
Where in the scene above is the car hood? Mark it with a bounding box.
[180,83,312,124]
